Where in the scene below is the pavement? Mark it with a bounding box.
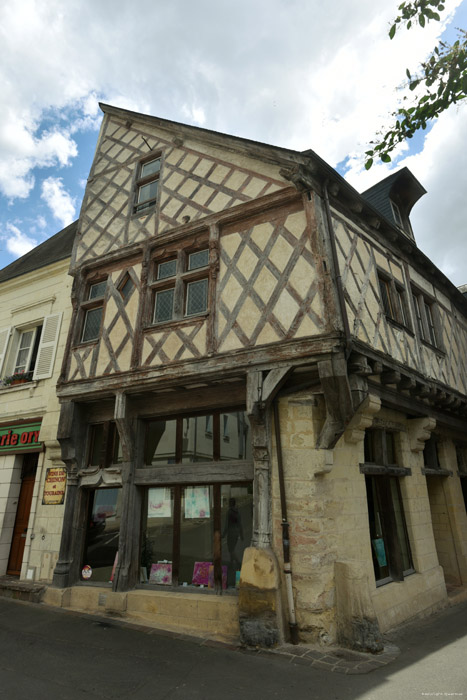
[0,595,466,699]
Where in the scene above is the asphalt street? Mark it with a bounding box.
[0,596,466,699]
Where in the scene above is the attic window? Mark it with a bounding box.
[390,200,403,229]
[134,157,161,214]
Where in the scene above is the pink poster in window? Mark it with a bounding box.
[149,562,172,585]
[192,561,211,585]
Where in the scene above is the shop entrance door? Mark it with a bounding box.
[7,454,38,576]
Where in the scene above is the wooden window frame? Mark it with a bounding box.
[138,408,252,475]
[87,421,122,469]
[137,407,253,592]
[149,245,210,327]
[361,428,414,584]
[377,271,411,331]
[79,278,107,344]
[411,285,442,350]
[133,155,161,215]
[12,326,43,378]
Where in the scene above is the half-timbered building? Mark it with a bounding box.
[47,103,467,649]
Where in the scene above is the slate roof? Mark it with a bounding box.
[0,220,77,284]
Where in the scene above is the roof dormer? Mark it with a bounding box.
[361,167,426,243]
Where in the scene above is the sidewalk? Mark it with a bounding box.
[0,576,465,676]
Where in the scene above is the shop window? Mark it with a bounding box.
[423,436,440,470]
[81,279,107,343]
[411,287,441,348]
[362,429,414,585]
[134,157,161,214]
[140,482,252,590]
[143,411,252,466]
[365,475,413,584]
[87,422,123,467]
[377,272,410,329]
[150,246,209,325]
[82,488,123,583]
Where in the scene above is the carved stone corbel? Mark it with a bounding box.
[344,395,382,445]
[408,416,436,452]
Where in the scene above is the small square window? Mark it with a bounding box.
[154,288,175,323]
[82,307,104,342]
[141,158,161,178]
[188,250,209,271]
[157,260,177,280]
[89,281,107,300]
[186,279,208,316]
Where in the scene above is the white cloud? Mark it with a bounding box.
[41,178,76,227]
[3,223,38,257]
[0,0,466,280]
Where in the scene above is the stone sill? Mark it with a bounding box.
[0,381,38,394]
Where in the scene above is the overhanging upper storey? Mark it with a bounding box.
[361,167,426,243]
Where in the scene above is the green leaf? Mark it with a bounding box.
[381,154,392,163]
[419,13,425,27]
[406,68,411,79]
[365,158,373,170]
[389,24,396,39]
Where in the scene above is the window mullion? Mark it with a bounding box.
[213,484,222,592]
[213,413,220,460]
[172,485,181,587]
[173,274,184,319]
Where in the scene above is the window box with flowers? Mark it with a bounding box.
[1,371,32,387]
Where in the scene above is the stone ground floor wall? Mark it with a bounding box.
[23,440,65,583]
[0,441,65,583]
[43,586,240,641]
[270,392,467,647]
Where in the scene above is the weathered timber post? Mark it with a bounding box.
[112,392,139,592]
[53,401,86,588]
[238,368,291,647]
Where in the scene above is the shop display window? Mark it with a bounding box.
[362,428,414,585]
[82,488,122,583]
[87,422,122,467]
[143,410,252,466]
[140,483,252,590]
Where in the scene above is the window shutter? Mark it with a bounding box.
[0,326,12,376]
[32,313,63,380]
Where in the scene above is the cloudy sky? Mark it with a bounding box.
[1,0,466,285]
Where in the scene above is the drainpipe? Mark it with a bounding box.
[273,400,299,644]
[322,180,352,360]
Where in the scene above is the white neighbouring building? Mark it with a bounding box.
[0,223,75,583]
